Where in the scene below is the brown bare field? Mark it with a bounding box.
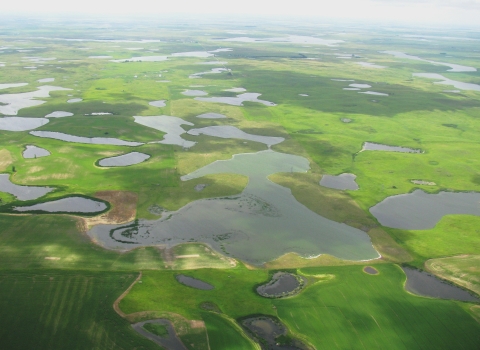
[0,149,13,172]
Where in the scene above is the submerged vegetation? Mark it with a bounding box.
[0,14,479,349]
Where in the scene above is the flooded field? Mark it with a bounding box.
[133,115,196,148]
[370,190,480,229]
[195,92,276,106]
[88,150,378,265]
[320,173,358,190]
[361,142,421,153]
[14,196,107,213]
[187,125,284,147]
[98,152,150,167]
[175,274,214,290]
[402,267,478,302]
[0,174,53,200]
[30,131,144,146]
[23,145,50,158]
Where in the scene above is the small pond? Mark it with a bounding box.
[0,174,53,200]
[0,117,49,131]
[402,267,478,302]
[370,190,480,230]
[149,100,166,107]
[198,61,228,65]
[194,184,207,191]
[359,91,389,96]
[195,92,276,106]
[38,78,54,83]
[181,89,208,96]
[320,173,359,190]
[225,87,246,93]
[349,83,371,89]
[30,131,143,146]
[133,115,196,148]
[67,98,82,103]
[175,274,214,290]
[361,142,421,153]
[132,319,187,350]
[23,145,50,158]
[190,68,230,78]
[257,272,305,298]
[218,35,343,46]
[110,56,168,63]
[14,196,107,213]
[363,266,378,275]
[343,88,360,91]
[171,51,213,58]
[196,112,227,119]
[0,83,28,89]
[413,73,480,91]
[45,111,73,118]
[242,316,309,350]
[356,62,386,69]
[98,152,150,167]
[187,125,285,147]
[88,55,112,59]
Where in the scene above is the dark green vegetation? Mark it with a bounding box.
[143,323,169,338]
[0,15,479,349]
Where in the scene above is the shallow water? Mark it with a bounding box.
[257,272,302,297]
[67,98,82,103]
[0,85,71,115]
[362,142,421,153]
[30,131,143,146]
[349,83,371,89]
[219,35,343,46]
[37,78,54,83]
[171,51,213,58]
[181,89,208,96]
[402,267,478,302]
[413,73,480,91]
[45,111,73,118]
[88,55,112,59]
[134,115,196,148]
[382,51,476,72]
[110,56,168,62]
[359,91,389,96]
[175,275,214,290]
[187,125,285,147]
[98,152,150,167]
[0,117,49,131]
[195,112,227,119]
[356,62,386,69]
[0,174,53,200]
[132,319,187,350]
[370,190,480,229]
[242,316,305,349]
[225,87,246,93]
[363,266,378,275]
[0,83,28,90]
[88,150,378,265]
[195,92,276,106]
[149,100,166,107]
[23,145,50,158]
[320,173,359,190]
[331,79,355,82]
[14,196,107,213]
[343,88,360,91]
[190,68,229,78]
[199,61,228,65]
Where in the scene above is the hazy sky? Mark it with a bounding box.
[3,0,480,27]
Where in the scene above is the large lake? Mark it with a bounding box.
[88,150,378,265]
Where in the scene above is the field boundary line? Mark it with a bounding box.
[113,271,142,318]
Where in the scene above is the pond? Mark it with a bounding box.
[45,111,73,118]
[132,319,187,350]
[88,150,379,265]
[361,142,421,153]
[195,92,276,106]
[242,316,309,349]
[133,115,196,148]
[412,73,480,91]
[0,117,49,131]
[0,85,71,115]
[363,266,378,275]
[23,145,50,158]
[190,68,230,78]
[370,190,480,230]
[149,100,166,107]
[382,51,476,72]
[14,196,107,213]
[37,78,54,83]
[225,87,246,93]
[171,51,213,58]
[257,272,305,298]
[67,98,82,103]
[98,152,150,167]
[359,91,389,96]
[175,274,214,290]
[196,112,227,119]
[349,83,371,89]
[402,267,478,302]
[187,125,285,147]
[181,90,208,96]
[30,131,144,146]
[320,173,359,190]
[0,174,53,200]
[356,62,386,69]
[0,83,28,89]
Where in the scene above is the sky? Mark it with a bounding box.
[3,0,480,28]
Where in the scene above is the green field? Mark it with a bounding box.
[0,15,479,349]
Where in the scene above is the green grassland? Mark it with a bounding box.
[1,18,480,349]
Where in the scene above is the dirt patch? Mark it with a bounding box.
[27,166,45,174]
[81,191,137,230]
[0,149,13,172]
[113,272,142,319]
[24,173,74,181]
[190,320,205,329]
[176,254,200,258]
